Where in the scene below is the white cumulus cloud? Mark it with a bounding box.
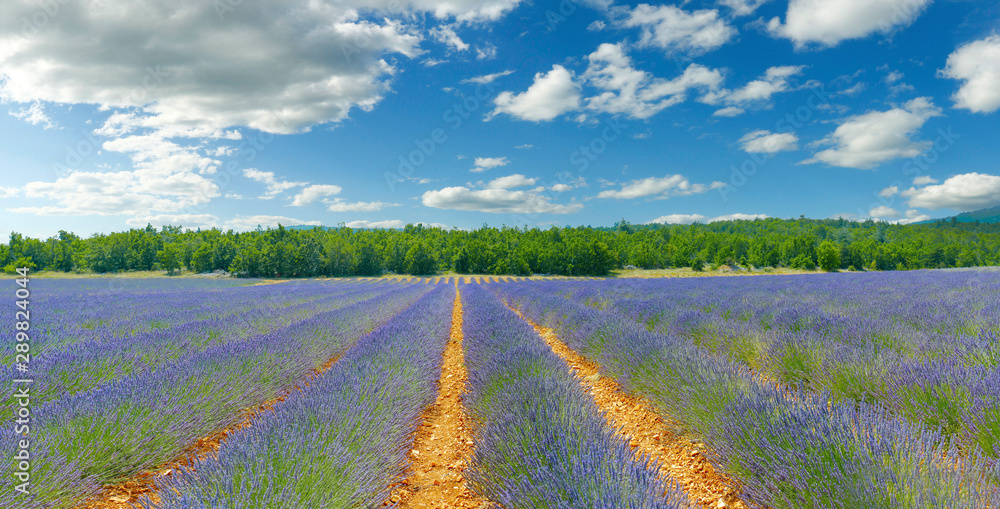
[941,35,1000,114]
[767,0,933,48]
[739,130,799,154]
[486,174,537,189]
[719,0,769,16]
[125,214,219,229]
[422,186,582,214]
[901,172,1000,210]
[9,102,57,129]
[244,169,308,199]
[290,185,343,206]
[803,97,942,169]
[225,215,322,231]
[326,199,398,212]
[490,66,581,121]
[583,43,724,119]
[597,175,726,199]
[647,213,768,224]
[471,157,510,173]
[430,25,469,51]
[700,66,805,112]
[461,70,514,85]
[621,4,736,55]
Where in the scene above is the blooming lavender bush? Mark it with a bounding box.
[461,284,692,509]
[492,278,1000,508]
[0,282,393,421]
[0,283,432,509]
[502,270,1000,464]
[148,285,455,508]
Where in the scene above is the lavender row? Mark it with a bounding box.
[147,285,455,508]
[0,282,393,420]
[460,284,692,509]
[492,282,999,508]
[0,283,432,509]
[539,271,1000,463]
[2,278,360,363]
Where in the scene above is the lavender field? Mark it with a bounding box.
[4,271,1000,508]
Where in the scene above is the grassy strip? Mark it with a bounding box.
[460,284,692,509]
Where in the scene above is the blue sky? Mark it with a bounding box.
[1,0,998,238]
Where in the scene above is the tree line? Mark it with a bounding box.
[3,217,1000,277]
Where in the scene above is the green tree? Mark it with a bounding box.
[817,241,840,272]
[404,242,437,275]
[192,243,214,273]
[3,256,36,275]
[156,243,181,275]
[691,258,705,272]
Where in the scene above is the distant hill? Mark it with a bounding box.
[919,206,1000,225]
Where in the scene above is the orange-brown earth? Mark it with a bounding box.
[76,355,346,509]
[384,291,489,509]
[513,309,746,509]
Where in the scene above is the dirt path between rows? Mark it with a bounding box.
[511,308,746,509]
[75,354,346,509]
[384,291,488,509]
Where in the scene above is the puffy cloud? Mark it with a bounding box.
[803,98,942,169]
[869,205,901,219]
[476,43,498,60]
[471,157,510,173]
[243,169,307,199]
[0,1,435,136]
[719,0,769,16]
[490,66,581,121]
[597,175,726,199]
[461,70,514,85]
[713,107,746,117]
[647,213,768,224]
[879,185,900,198]
[290,185,342,206]
[490,43,727,122]
[941,35,1000,114]
[344,220,451,229]
[486,174,537,189]
[621,4,736,55]
[767,0,932,48]
[700,66,805,112]
[647,213,707,224]
[326,199,398,212]
[125,214,219,229]
[898,209,931,224]
[0,186,20,198]
[430,25,469,51]
[225,215,322,231]
[901,172,1000,210]
[582,43,724,119]
[712,213,769,222]
[739,130,799,154]
[8,102,56,129]
[10,170,217,216]
[913,176,938,185]
[866,207,931,224]
[345,219,405,229]
[422,186,582,214]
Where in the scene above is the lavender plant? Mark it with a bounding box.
[461,284,693,509]
[147,285,455,508]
